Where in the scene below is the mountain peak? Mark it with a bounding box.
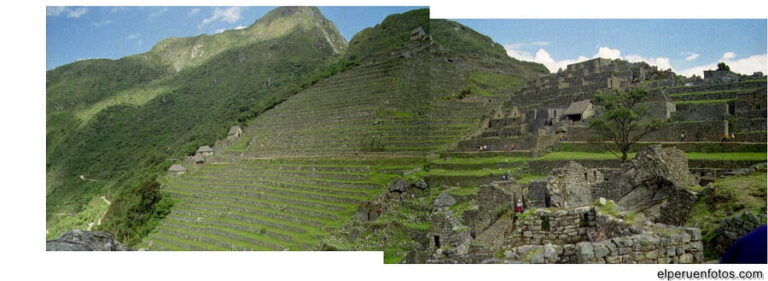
[265,6,321,19]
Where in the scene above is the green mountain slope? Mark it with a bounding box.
[139,10,549,251]
[46,6,349,243]
[344,8,429,60]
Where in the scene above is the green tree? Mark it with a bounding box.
[717,62,730,72]
[588,88,665,162]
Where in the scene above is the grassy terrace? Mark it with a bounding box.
[142,157,421,251]
[534,151,767,161]
[674,98,736,105]
[668,88,762,98]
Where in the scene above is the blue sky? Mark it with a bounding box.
[456,19,767,76]
[46,6,424,70]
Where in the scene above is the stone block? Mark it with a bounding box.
[679,253,693,264]
[685,228,702,241]
[666,246,676,257]
[645,250,658,260]
[594,244,610,258]
[632,251,645,262]
[576,242,595,263]
[605,256,622,264]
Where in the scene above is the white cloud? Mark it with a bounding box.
[200,7,243,27]
[679,54,767,77]
[47,7,66,16]
[126,33,140,40]
[214,25,248,34]
[67,7,88,18]
[47,7,88,18]
[624,54,673,71]
[505,43,765,76]
[111,7,126,13]
[93,19,113,27]
[148,7,168,19]
[595,47,621,59]
[505,44,671,73]
[188,8,201,16]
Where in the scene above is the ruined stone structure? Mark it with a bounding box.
[513,207,596,246]
[503,208,704,264]
[541,161,604,208]
[608,146,699,224]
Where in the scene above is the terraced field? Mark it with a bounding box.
[222,46,469,157]
[140,157,420,250]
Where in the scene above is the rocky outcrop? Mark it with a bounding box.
[46,230,129,251]
[613,145,700,224]
[705,212,766,258]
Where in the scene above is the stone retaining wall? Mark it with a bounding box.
[575,227,703,264]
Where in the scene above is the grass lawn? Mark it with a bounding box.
[668,88,761,98]
[534,151,632,161]
[517,173,548,183]
[674,98,736,105]
[431,156,528,164]
[686,152,767,161]
[427,168,510,177]
[535,151,766,161]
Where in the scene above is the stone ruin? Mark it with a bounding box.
[528,145,700,225]
[609,145,700,225]
[542,161,604,208]
[503,207,704,264]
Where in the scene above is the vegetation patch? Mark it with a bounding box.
[687,172,767,238]
[674,98,736,105]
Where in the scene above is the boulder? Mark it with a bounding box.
[412,179,428,189]
[389,179,407,193]
[46,230,129,251]
[615,145,699,216]
[434,192,457,208]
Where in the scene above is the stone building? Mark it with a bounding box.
[227,125,243,139]
[192,154,205,164]
[196,145,214,156]
[540,161,604,208]
[563,99,594,121]
[168,164,186,175]
[703,69,740,84]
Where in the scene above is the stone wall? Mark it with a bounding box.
[672,103,729,122]
[503,210,705,264]
[427,209,472,263]
[513,207,596,246]
[575,228,704,264]
[526,180,548,208]
[590,169,626,201]
[730,118,767,133]
[705,212,766,258]
[656,188,699,226]
[544,161,605,208]
[528,159,621,175]
[567,120,729,142]
[641,101,676,121]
